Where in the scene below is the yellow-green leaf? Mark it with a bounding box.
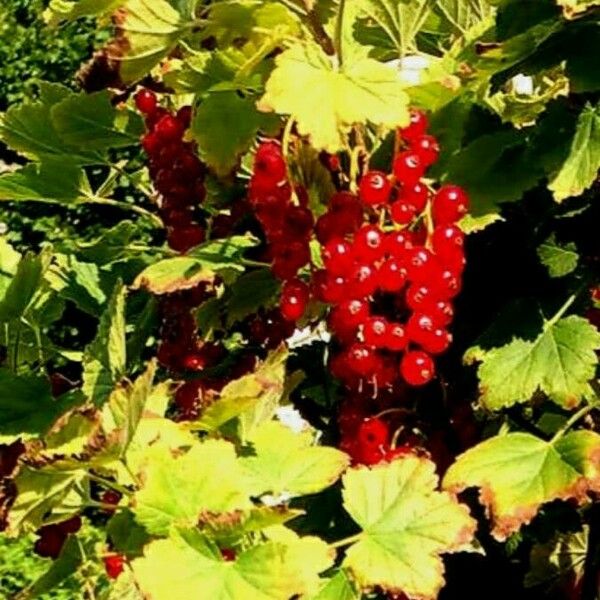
[342,456,476,598]
[258,42,410,152]
[443,431,600,541]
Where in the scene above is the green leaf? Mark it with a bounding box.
[314,570,360,600]
[133,440,252,536]
[0,246,52,322]
[525,527,587,589]
[458,213,504,234]
[44,0,122,25]
[7,468,86,535]
[187,235,259,269]
[82,282,127,406]
[342,456,476,597]
[0,239,21,299]
[51,91,143,150]
[107,510,152,556]
[0,369,71,442]
[537,234,579,278]
[18,536,84,599]
[259,42,410,152]
[191,92,265,176]
[76,221,140,264]
[0,94,102,164]
[132,529,331,599]
[355,0,435,57]
[112,0,187,83]
[226,269,280,326]
[241,421,349,497]
[441,130,543,215]
[133,257,215,295]
[47,254,107,317]
[0,163,87,204]
[471,315,600,410]
[101,361,159,456]
[443,431,600,540]
[548,103,600,201]
[197,506,303,546]
[193,347,290,433]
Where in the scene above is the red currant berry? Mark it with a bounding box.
[280,279,310,322]
[329,299,370,340]
[359,171,392,206]
[400,181,429,213]
[167,224,205,253]
[104,555,125,580]
[406,284,437,312]
[314,271,347,304]
[432,185,470,224]
[390,200,417,225]
[399,108,428,142]
[254,141,287,184]
[420,328,452,355]
[405,247,441,283]
[34,526,66,559]
[363,317,389,348]
[393,151,425,185]
[141,132,161,155]
[430,269,462,299]
[346,343,380,377]
[406,312,438,345]
[154,114,185,142]
[176,105,193,128]
[353,225,385,263]
[322,239,355,276]
[377,258,408,293]
[400,351,435,386]
[135,89,157,115]
[357,418,389,448]
[385,231,413,258]
[59,516,82,535]
[428,300,454,327]
[411,134,439,166]
[385,323,407,351]
[432,224,465,258]
[348,263,378,298]
[101,490,121,510]
[221,548,237,562]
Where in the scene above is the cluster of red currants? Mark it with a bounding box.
[248,142,315,321]
[136,89,206,254]
[251,109,469,389]
[339,412,411,466]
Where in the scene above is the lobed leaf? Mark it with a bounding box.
[342,456,476,598]
[471,316,600,410]
[443,431,600,540]
[259,42,410,152]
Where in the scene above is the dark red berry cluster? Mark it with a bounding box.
[136,89,228,421]
[136,89,206,254]
[248,142,314,321]
[34,516,81,559]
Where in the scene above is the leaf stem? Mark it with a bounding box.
[334,0,347,66]
[550,400,599,443]
[544,292,578,329]
[329,532,362,549]
[87,473,133,497]
[92,197,163,228]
